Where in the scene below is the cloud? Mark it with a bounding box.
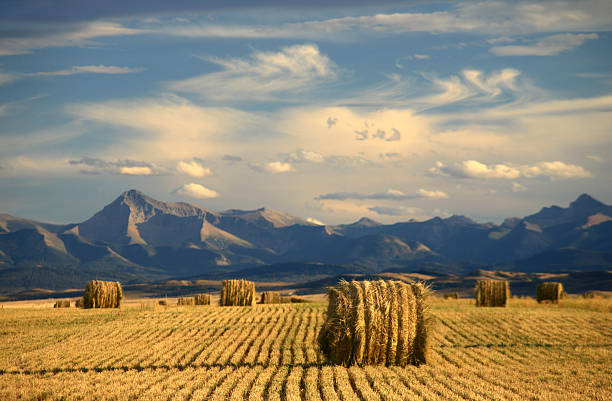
[317,188,448,201]
[0,71,18,86]
[413,54,430,60]
[0,22,147,56]
[586,155,605,163]
[26,65,144,77]
[175,183,219,199]
[177,160,212,178]
[222,154,243,162]
[431,160,591,180]
[159,1,612,40]
[490,33,598,56]
[368,206,406,216]
[282,148,325,164]
[167,44,337,101]
[417,189,449,199]
[306,217,325,225]
[511,182,527,192]
[249,161,295,173]
[68,95,260,160]
[69,157,161,175]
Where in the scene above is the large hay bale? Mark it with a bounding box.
[177,297,195,306]
[83,280,123,309]
[54,300,70,308]
[536,282,564,303]
[443,292,459,300]
[317,280,431,366]
[75,298,84,308]
[261,291,281,304]
[194,294,211,305]
[475,280,509,307]
[220,279,256,306]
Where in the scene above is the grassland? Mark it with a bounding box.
[0,297,610,400]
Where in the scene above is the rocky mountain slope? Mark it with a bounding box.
[1,190,610,293]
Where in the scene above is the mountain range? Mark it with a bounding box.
[1,190,611,294]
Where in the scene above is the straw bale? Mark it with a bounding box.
[54,300,70,308]
[443,292,459,299]
[536,282,564,303]
[75,298,84,308]
[177,297,195,306]
[220,279,256,306]
[83,280,123,308]
[194,294,211,305]
[475,280,509,307]
[261,291,282,304]
[317,280,431,366]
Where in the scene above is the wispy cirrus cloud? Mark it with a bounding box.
[0,22,147,56]
[25,65,144,77]
[491,33,598,56]
[167,44,337,101]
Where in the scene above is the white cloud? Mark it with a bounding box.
[586,155,605,163]
[512,182,527,192]
[119,166,153,176]
[175,183,219,199]
[177,160,212,178]
[306,217,325,226]
[491,33,598,56]
[431,160,591,180]
[0,22,147,56]
[282,148,325,164]
[167,44,337,101]
[417,189,449,199]
[27,65,144,77]
[413,54,430,60]
[265,161,295,173]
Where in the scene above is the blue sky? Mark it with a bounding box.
[1,0,611,224]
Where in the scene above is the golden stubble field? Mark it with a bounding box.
[0,297,610,401]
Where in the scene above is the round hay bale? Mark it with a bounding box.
[317,280,431,366]
[83,280,123,309]
[177,297,195,306]
[536,282,564,303]
[54,300,70,308]
[475,280,509,307]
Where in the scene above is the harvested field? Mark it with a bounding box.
[0,298,610,400]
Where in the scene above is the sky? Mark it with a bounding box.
[0,0,611,225]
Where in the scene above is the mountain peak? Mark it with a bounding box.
[353,217,382,227]
[570,193,605,210]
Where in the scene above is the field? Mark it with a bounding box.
[0,297,610,400]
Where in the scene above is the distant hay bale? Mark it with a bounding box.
[475,280,509,307]
[75,298,84,308]
[317,280,431,366]
[194,294,211,305]
[261,291,281,304]
[177,297,194,306]
[54,300,70,308]
[83,280,123,309]
[537,282,564,303]
[443,292,459,300]
[220,279,256,306]
[158,299,168,306]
